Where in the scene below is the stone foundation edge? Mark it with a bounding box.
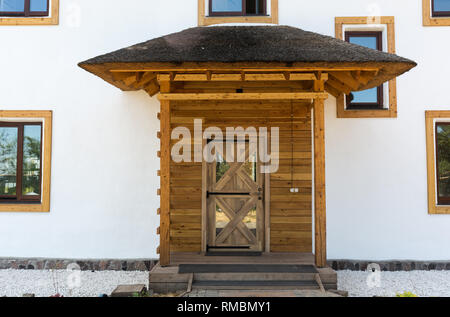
[1,258,450,271]
[0,258,158,271]
[328,260,450,271]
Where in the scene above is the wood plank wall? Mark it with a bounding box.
[169,99,312,253]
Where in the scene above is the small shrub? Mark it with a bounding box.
[396,291,418,297]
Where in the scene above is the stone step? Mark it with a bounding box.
[193,272,317,281]
[192,280,320,290]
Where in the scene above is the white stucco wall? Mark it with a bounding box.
[0,0,449,261]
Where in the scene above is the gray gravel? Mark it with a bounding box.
[0,269,149,297]
[1,269,450,297]
[338,270,450,297]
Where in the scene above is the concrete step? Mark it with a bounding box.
[192,280,320,290]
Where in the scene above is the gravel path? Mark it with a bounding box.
[0,269,149,297]
[338,270,450,297]
[1,269,450,297]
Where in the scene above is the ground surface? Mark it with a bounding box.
[0,269,449,297]
[0,269,149,297]
[338,270,450,297]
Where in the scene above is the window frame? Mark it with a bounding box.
[208,0,267,17]
[423,0,450,26]
[0,0,58,25]
[335,16,397,119]
[0,121,43,203]
[344,31,384,110]
[0,111,52,213]
[198,0,278,26]
[426,111,450,214]
[0,0,49,17]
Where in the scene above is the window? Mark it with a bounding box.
[209,0,266,16]
[426,111,450,214]
[432,0,450,17]
[0,111,52,212]
[198,0,278,26]
[423,0,450,26]
[335,17,397,118]
[345,32,384,110]
[0,0,48,17]
[0,0,58,25]
[435,123,450,205]
[0,122,42,203]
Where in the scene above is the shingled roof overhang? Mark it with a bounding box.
[78,26,417,95]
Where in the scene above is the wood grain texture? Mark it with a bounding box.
[170,99,314,253]
[334,16,398,119]
[0,110,52,213]
[159,81,171,266]
[425,111,450,214]
[313,99,327,267]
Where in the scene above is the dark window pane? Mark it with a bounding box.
[348,36,378,50]
[0,127,18,196]
[30,0,47,12]
[434,0,450,12]
[436,124,450,204]
[246,0,264,14]
[211,0,242,12]
[22,125,41,197]
[0,0,25,12]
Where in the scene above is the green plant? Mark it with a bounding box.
[396,291,418,297]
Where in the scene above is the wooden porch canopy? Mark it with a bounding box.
[78,26,416,267]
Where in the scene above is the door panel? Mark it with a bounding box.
[206,140,265,252]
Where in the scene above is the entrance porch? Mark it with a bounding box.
[149,252,337,293]
[79,26,416,294]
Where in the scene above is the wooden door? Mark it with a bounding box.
[205,140,265,252]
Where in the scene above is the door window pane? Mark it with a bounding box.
[22,125,41,196]
[0,127,18,196]
[211,0,242,12]
[436,123,450,204]
[434,0,450,12]
[30,0,47,12]
[0,0,25,12]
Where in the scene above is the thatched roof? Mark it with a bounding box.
[78,26,416,93]
[80,26,414,65]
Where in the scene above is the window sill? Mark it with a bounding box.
[429,205,450,215]
[336,94,397,118]
[198,0,278,26]
[199,15,276,26]
[0,203,49,212]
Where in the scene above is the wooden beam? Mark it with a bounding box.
[144,79,160,97]
[324,83,340,98]
[158,92,328,101]
[313,98,327,268]
[159,80,171,267]
[327,75,352,95]
[329,72,360,90]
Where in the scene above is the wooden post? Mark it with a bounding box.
[159,80,171,266]
[313,98,327,268]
